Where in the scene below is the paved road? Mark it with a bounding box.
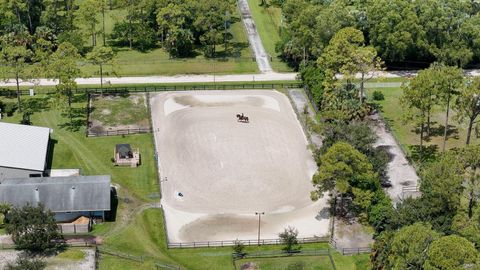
[0,72,298,87]
[1,69,479,87]
[238,0,273,73]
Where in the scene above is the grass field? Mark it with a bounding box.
[90,93,149,128]
[79,9,258,76]
[367,87,479,160]
[0,93,370,269]
[246,0,292,72]
[235,256,335,270]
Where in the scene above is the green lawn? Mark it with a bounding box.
[0,94,159,203]
[100,208,370,270]
[367,87,479,160]
[79,8,258,76]
[246,0,292,72]
[1,93,369,269]
[56,249,86,261]
[235,256,335,270]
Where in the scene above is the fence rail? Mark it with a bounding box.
[168,236,329,249]
[98,247,144,262]
[234,248,331,260]
[87,127,152,137]
[340,247,372,255]
[0,83,302,97]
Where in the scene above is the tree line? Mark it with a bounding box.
[293,11,480,268]
[270,0,480,69]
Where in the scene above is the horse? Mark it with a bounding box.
[236,113,249,123]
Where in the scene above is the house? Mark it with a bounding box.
[114,144,140,167]
[0,122,51,180]
[0,175,111,222]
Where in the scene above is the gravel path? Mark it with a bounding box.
[288,89,322,147]
[238,0,273,73]
[371,114,420,204]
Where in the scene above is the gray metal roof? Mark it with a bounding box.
[0,122,51,171]
[0,176,111,212]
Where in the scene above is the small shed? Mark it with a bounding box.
[114,144,140,167]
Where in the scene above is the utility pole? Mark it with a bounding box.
[255,212,265,246]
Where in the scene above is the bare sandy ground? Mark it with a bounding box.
[0,249,95,270]
[150,90,330,242]
[238,0,272,73]
[371,115,419,203]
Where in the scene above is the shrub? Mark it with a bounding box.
[232,240,245,256]
[3,102,18,116]
[279,226,300,253]
[6,256,46,270]
[372,90,385,101]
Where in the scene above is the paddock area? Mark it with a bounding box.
[150,90,329,243]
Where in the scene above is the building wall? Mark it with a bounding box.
[0,166,43,180]
[55,211,105,222]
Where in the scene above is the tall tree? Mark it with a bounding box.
[420,152,464,232]
[433,64,464,151]
[457,145,480,218]
[423,235,479,270]
[311,142,378,216]
[0,45,32,112]
[387,223,441,270]
[400,69,437,157]
[86,46,114,93]
[455,76,480,145]
[5,204,62,252]
[75,0,101,47]
[49,42,80,108]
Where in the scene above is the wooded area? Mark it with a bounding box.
[272,0,480,69]
[268,1,480,268]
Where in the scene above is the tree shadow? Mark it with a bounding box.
[408,144,439,163]
[376,145,394,187]
[411,122,459,141]
[72,93,88,103]
[427,124,459,139]
[59,107,86,132]
[22,96,51,113]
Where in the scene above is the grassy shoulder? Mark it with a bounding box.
[246,0,292,72]
[80,9,258,76]
[367,87,479,159]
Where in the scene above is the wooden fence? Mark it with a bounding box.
[0,82,303,97]
[87,127,151,137]
[167,236,329,249]
[329,239,371,255]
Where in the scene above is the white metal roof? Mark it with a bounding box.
[0,122,51,171]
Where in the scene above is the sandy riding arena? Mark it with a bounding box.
[150,90,329,243]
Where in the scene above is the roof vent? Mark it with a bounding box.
[71,186,76,190]
[34,187,38,191]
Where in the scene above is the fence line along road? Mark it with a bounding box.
[0,82,303,96]
[0,72,298,87]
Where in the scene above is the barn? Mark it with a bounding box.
[0,175,111,222]
[0,122,52,180]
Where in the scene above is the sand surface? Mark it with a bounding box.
[151,90,329,242]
